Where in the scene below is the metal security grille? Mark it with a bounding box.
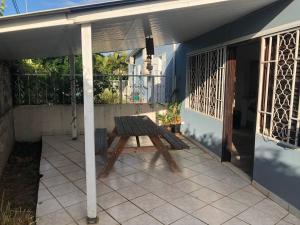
[258,28,300,147]
[187,47,226,120]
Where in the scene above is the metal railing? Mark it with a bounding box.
[12,74,167,105]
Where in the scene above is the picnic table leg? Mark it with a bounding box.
[150,151,161,165]
[149,136,181,172]
[108,127,117,148]
[136,136,141,148]
[98,136,129,178]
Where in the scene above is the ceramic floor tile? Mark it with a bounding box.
[123,213,162,225]
[132,193,166,212]
[106,201,144,223]
[37,209,74,225]
[229,190,265,206]
[149,203,187,225]
[42,175,69,188]
[58,164,82,174]
[65,201,102,220]
[38,188,53,202]
[207,181,240,195]
[40,168,61,179]
[170,195,206,213]
[97,191,127,209]
[190,187,224,203]
[36,198,62,217]
[77,211,119,225]
[64,170,86,181]
[171,215,206,225]
[189,174,219,187]
[125,172,152,183]
[49,182,80,197]
[56,190,86,207]
[193,205,233,225]
[254,198,288,220]
[211,197,249,216]
[174,180,203,193]
[222,218,249,225]
[283,214,300,225]
[151,185,185,201]
[237,207,281,225]
[102,177,134,190]
[117,184,148,200]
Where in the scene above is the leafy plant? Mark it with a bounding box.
[0,0,5,16]
[0,194,35,225]
[96,88,119,104]
[158,102,182,126]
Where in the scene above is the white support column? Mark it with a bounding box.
[81,23,98,223]
[70,54,78,140]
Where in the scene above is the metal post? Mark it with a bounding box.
[70,54,78,140]
[81,23,98,224]
[119,76,123,104]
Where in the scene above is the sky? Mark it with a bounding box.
[4,0,120,16]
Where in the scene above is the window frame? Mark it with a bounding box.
[186,47,227,120]
[256,27,300,148]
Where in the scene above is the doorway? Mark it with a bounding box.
[223,40,260,177]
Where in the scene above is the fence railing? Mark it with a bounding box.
[12,74,167,105]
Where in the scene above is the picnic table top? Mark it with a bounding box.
[114,116,160,136]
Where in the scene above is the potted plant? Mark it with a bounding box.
[169,102,182,133]
[158,102,182,133]
[157,110,172,131]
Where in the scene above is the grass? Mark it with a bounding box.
[0,194,35,225]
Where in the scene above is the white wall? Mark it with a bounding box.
[14,104,165,142]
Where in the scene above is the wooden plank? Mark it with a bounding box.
[95,128,108,160]
[222,47,236,161]
[98,136,129,178]
[136,136,141,147]
[108,127,117,147]
[149,135,181,172]
[158,127,189,150]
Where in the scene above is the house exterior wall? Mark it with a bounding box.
[130,44,176,101]
[13,104,165,142]
[0,62,14,175]
[176,0,300,212]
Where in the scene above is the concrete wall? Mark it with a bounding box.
[176,0,300,212]
[254,135,300,214]
[181,109,223,157]
[14,104,165,142]
[0,63,14,175]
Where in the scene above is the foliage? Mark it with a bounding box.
[12,52,127,76]
[95,88,119,104]
[0,195,35,225]
[0,0,5,16]
[158,102,182,126]
[94,52,127,75]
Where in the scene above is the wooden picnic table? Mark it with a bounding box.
[98,116,181,178]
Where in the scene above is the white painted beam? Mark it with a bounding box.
[81,23,98,223]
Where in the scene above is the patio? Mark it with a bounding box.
[37,135,299,225]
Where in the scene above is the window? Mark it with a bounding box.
[258,28,300,147]
[187,47,226,120]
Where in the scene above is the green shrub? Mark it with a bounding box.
[95,88,119,104]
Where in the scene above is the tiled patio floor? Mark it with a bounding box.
[37,135,300,225]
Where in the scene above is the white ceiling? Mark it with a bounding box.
[0,0,279,59]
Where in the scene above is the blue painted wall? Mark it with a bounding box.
[176,0,300,210]
[254,135,300,210]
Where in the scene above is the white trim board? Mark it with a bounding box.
[187,20,300,56]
